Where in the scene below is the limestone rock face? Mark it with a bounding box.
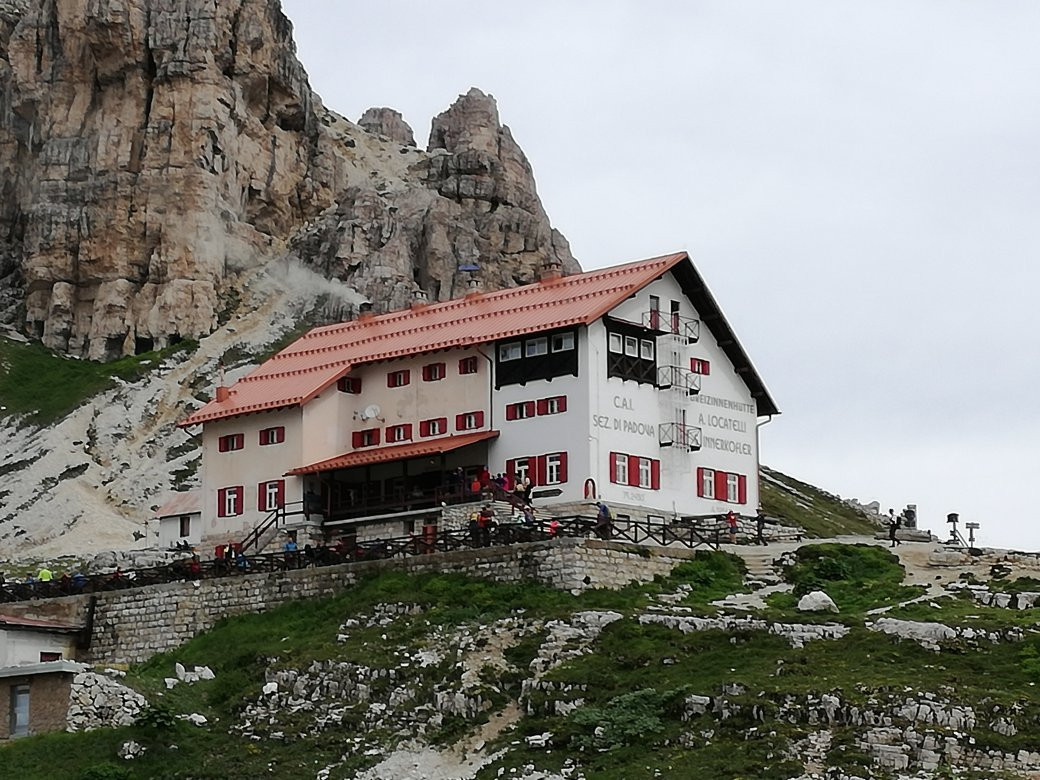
[0,4,577,360]
[293,88,579,307]
[358,107,416,147]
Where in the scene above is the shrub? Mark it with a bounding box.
[78,764,132,780]
[568,688,668,751]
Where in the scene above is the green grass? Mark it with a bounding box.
[0,337,196,425]
[765,543,925,616]
[760,465,880,538]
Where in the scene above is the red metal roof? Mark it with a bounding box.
[0,615,82,632]
[181,252,688,426]
[286,430,500,475]
[153,490,202,519]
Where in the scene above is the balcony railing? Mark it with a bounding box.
[643,311,700,343]
[659,423,703,451]
[656,365,702,395]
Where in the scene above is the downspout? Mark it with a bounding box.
[755,414,774,508]
[476,346,495,431]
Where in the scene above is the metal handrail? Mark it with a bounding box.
[0,515,726,605]
[656,365,702,395]
[642,311,700,343]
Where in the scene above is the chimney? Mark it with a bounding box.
[410,288,430,311]
[539,257,563,283]
[465,276,483,299]
[215,363,230,402]
[358,302,375,322]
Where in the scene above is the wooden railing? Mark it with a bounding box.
[0,515,726,605]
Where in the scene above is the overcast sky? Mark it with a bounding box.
[280,1,1040,550]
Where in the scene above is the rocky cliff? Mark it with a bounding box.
[0,0,576,361]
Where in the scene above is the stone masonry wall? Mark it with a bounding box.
[85,538,695,665]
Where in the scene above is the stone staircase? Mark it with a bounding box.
[734,547,783,588]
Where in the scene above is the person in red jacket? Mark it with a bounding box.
[726,511,739,544]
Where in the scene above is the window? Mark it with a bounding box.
[611,452,628,485]
[726,473,741,503]
[624,335,639,357]
[217,433,244,452]
[638,457,653,489]
[670,301,681,334]
[691,358,710,375]
[39,651,61,662]
[525,337,548,357]
[536,395,567,415]
[545,453,567,485]
[649,295,661,329]
[10,685,29,738]
[505,401,536,420]
[217,486,243,517]
[387,369,410,388]
[456,411,485,431]
[178,515,191,538]
[352,428,380,448]
[257,480,285,512]
[608,333,623,353]
[419,417,447,437]
[610,453,660,490]
[337,377,362,394]
[506,457,531,484]
[699,468,715,499]
[551,332,575,352]
[499,342,521,361]
[640,339,655,361]
[459,356,479,374]
[697,467,747,504]
[386,424,412,443]
[422,362,446,381]
[259,426,285,446]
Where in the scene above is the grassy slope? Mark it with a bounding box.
[0,337,196,426]
[3,548,1039,780]
[760,465,880,537]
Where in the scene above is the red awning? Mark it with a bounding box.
[286,430,500,476]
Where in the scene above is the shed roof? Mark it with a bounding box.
[181,251,778,426]
[286,430,500,475]
[154,490,202,519]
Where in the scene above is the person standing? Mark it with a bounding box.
[726,511,739,544]
[755,510,768,546]
[888,515,902,547]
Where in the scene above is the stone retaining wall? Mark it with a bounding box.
[78,538,695,665]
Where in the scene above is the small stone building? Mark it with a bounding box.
[0,614,81,667]
[154,489,202,549]
[0,661,86,739]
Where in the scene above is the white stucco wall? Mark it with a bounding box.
[587,271,761,516]
[0,630,76,667]
[199,406,304,541]
[157,512,201,549]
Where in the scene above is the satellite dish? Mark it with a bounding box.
[361,404,381,421]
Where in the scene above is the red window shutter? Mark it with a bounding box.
[558,396,567,413]
[715,471,729,502]
[455,413,465,430]
[233,487,243,515]
[696,467,705,497]
[218,437,227,453]
[651,459,660,490]
[737,475,747,505]
[506,404,517,421]
[536,455,547,486]
[420,420,431,437]
[258,430,267,446]
[525,401,536,418]
[235,434,243,449]
[536,399,548,415]
[276,480,285,508]
[402,424,412,440]
[609,453,620,483]
[386,372,393,388]
[475,411,484,428]
[436,362,445,378]
[257,483,266,511]
[437,417,447,433]
[505,459,516,478]
[352,431,362,448]
[558,453,568,483]
[372,428,381,446]
[217,490,225,518]
[403,370,411,386]
[458,358,467,374]
[627,455,639,487]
